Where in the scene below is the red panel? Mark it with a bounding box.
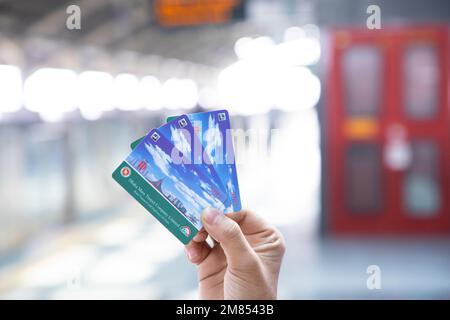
[326,26,450,234]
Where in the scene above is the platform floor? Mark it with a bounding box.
[0,110,450,299]
[1,204,449,300]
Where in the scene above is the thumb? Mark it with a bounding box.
[201,207,256,268]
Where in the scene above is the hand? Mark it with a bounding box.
[184,208,285,300]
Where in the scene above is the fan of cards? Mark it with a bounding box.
[112,110,241,244]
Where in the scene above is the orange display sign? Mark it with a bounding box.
[154,0,240,27]
[344,117,379,139]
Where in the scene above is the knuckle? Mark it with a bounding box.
[267,228,286,255]
[237,209,252,218]
[275,231,286,254]
[222,220,241,239]
[276,236,286,255]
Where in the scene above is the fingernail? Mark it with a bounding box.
[202,207,221,225]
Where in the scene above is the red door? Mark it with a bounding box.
[327,26,450,234]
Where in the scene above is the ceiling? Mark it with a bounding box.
[0,0,449,70]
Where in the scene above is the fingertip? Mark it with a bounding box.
[185,241,211,265]
[202,207,222,225]
[193,230,208,242]
[184,245,200,263]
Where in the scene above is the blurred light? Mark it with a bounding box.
[219,62,321,115]
[235,27,320,67]
[221,27,321,114]
[284,25,321,42]
[113,73,141,111]
[283,26,306,42]
[272,37,321,66]
[233,36,252,59]
[198,87,219,109]
[233,36,275,60]
[139,76,163,111]
[0,65,22,113]
[79,108,102,121]
[273,67,321,112]
[218,60,273,116]
[24,68,78,122]
[162,78,198,110]
[78,71,114,120]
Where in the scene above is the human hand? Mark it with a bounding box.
[184,208,285,300]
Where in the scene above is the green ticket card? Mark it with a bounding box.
[113,161,196,244]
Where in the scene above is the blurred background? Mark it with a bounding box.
[0,0,449,299]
